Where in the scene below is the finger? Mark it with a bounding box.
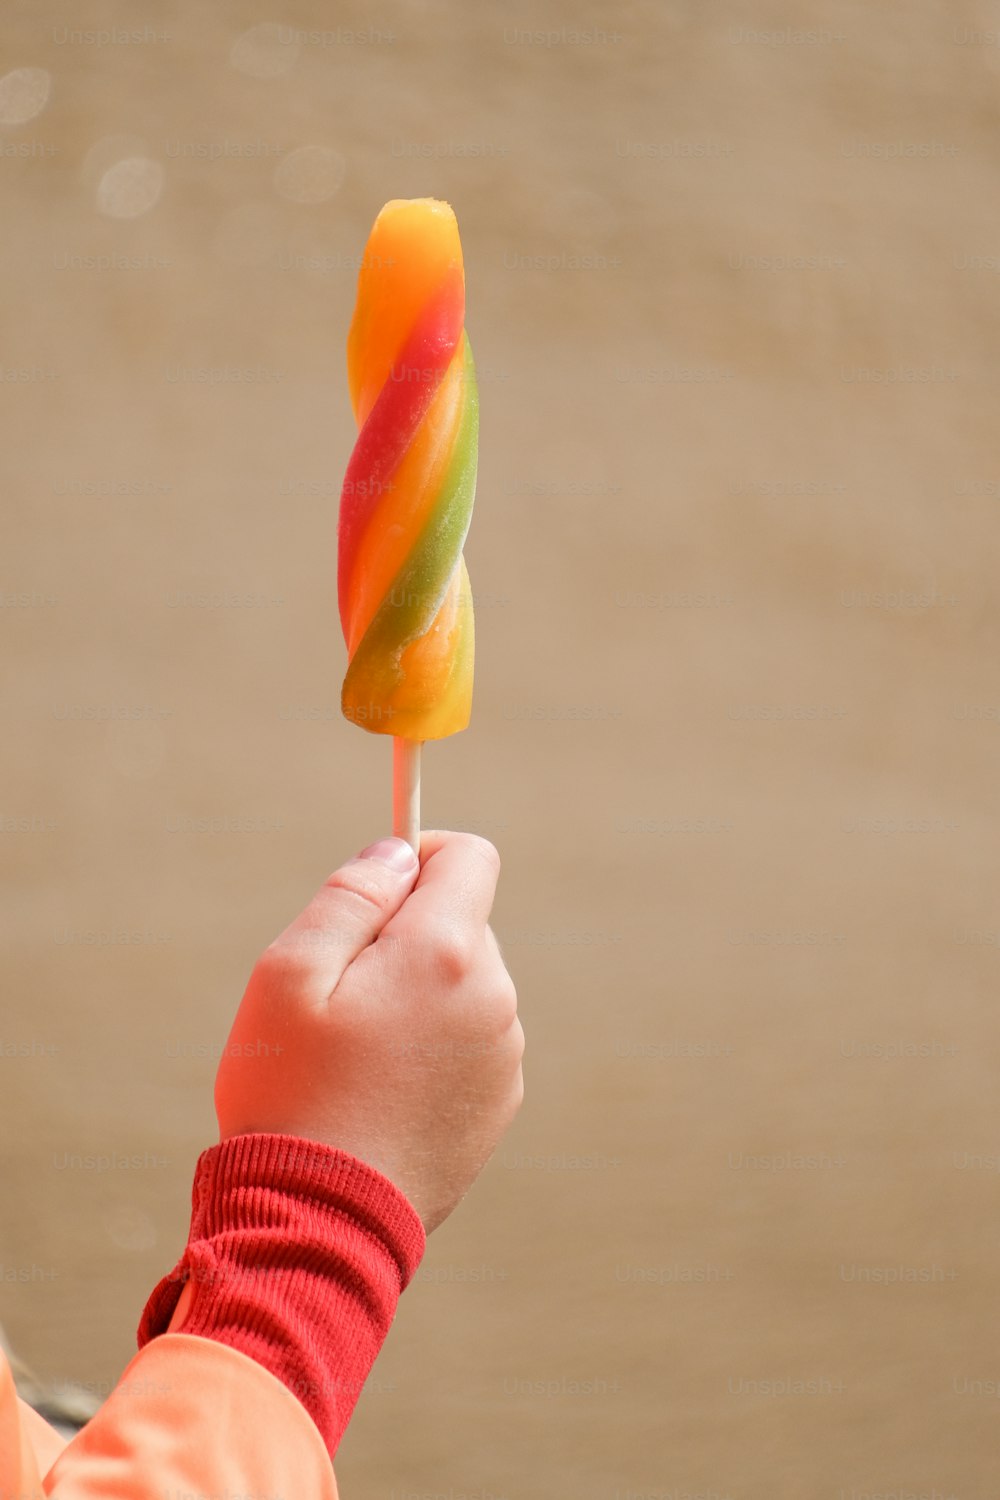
[383,829,502,943]
[266,837,420,999]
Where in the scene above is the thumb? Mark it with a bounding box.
[271,837,420,995]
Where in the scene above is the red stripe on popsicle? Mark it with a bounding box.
[337,268,464,637]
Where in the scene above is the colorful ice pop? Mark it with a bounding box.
[337,198,479,745]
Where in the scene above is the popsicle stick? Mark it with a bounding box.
[392,738,422,854]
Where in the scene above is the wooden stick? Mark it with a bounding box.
[392,738,422,854]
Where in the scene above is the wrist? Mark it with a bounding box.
[140,1131,426,1455]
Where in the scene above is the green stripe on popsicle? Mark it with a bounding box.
[342,333,479,734]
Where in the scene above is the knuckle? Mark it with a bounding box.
[323,866,392,916]
[251,941,310,998]
[432,927,478,981]
[493,977,520,1031]
[420,914,478,976]
[253,940,290,984]
[503,1015,525,1066]
[458,832,501,878]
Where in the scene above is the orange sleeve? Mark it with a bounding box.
[0,1335,339,1498]
[0,1345,50,1499]
[17,1395,68,1476]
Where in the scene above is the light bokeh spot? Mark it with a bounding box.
[230,22,299,78]
[82,133,148,188]
[96,156,164,219]
[0,67,51,125]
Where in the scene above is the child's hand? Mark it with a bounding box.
[214,831,525,1232]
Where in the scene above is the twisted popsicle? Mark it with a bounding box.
[338,198,479,748]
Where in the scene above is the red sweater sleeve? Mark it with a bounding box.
[137,1133,426,1457]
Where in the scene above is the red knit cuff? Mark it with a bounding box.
[137,1133,426,1456]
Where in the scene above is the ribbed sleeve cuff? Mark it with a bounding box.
[137,1133,426,1456]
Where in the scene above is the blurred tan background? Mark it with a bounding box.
[2,0,999,1494]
